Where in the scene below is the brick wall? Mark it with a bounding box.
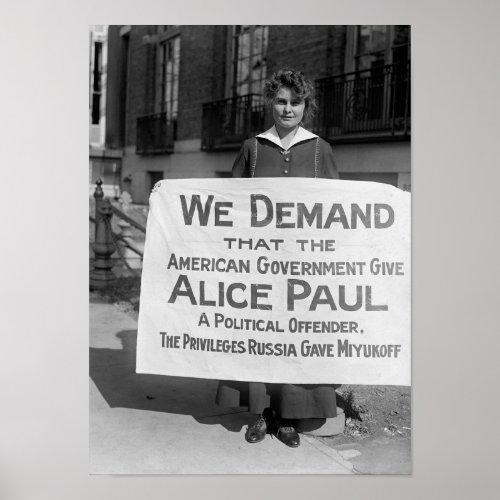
[328,26,347,75]
[105,25,122,149]
[125,26,156,146]
[266,26,332,81]
[210,26,229,101]
[176,25,227,140]
[114,25,349,145]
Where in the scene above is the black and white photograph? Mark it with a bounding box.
[3,0,500,497]
[89,24,411,474]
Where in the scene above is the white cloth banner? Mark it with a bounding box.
[136,178,411,385]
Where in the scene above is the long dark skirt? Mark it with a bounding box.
[216,381,338,419]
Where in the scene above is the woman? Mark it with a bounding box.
[216,69,339,448]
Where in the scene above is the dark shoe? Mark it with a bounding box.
[276,420,300,448]
[245,413,268,444]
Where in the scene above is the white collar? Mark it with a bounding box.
[256,125,318,150]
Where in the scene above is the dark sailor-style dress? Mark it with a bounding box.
[216,126,340,420]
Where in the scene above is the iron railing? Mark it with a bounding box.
[136,112,174,155]
[201,94,266,151]
[314,61,410,142]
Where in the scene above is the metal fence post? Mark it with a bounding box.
[90,179,116,289]
[117,189,143,270]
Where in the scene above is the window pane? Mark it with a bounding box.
[174,36,180,57]
[393,25,410,63]
[231,26,268,97]
[262,26,268,51]
[166,60,173,81]
[356,25,388,70]
[166,79,171,102]
[91,93,100,124]
[239,58,249,83]
[253,26,263,54]
[239,82,248,95]
[358,25,387,56]
[371,26,387,54]
[161,43,166,63]
[172,79,178,101]
[240,32,250,58]
[251,60,263,89]
[394,25,410,46]
[93,42,102,91]
[159,35,181,121]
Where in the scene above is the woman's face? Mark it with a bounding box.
[272,87,305,133]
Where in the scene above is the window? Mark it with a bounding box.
[346,25,410,73]
[348,25,410,123]
[159,36,180,138]
[230,26,268,98]
[315,25,410,139]
[392,25,410,64]
[91,41,103,125]
[355,25,388,71]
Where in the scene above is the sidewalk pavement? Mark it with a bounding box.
[89,293,354,474]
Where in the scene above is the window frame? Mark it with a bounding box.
[91,40,103,125]
[226,25,268,99]
[156,33,181,139]
[345,25,410,73]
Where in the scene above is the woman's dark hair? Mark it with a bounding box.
[263,69,318,124]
